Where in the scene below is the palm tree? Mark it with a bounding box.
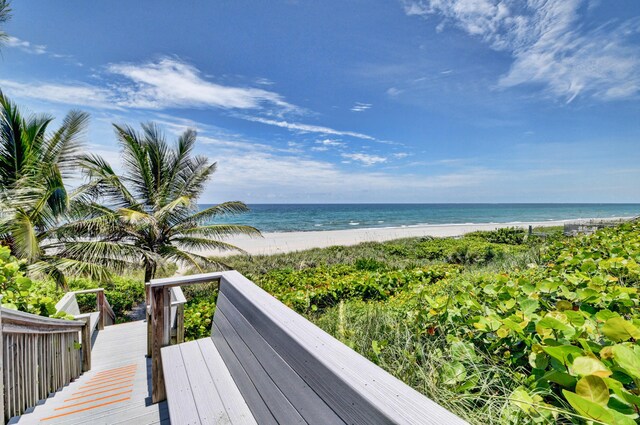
[0,1,11,47]
[73,122,260,282]
[0,91,118,289]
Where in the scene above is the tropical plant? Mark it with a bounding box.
[0,90,107,289]
[73,122,260,281]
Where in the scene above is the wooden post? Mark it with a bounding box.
[176,304,185,344]
[80,317,91,372]
[97,290,105,331]
[151,286,170,403]
[146,283,152,357]
[0,304,5,425]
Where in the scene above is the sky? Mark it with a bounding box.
[1,0,639,203]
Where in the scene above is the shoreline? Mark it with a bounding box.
[208,216,633,257]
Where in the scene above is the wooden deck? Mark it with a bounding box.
[11,321,169,425]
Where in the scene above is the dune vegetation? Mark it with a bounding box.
[206,224,639,424]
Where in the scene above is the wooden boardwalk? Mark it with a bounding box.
[11,321,169,425]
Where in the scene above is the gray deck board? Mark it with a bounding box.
[177,341,230,424]
[196,339,256,425]
[11,320,168,425]
[216,293,343,424]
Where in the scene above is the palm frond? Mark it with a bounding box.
[8,208,41,262]
[114,123,155,205]
[176,223,261,239]
[42,110,89,178]
[173,201,252,227]
[170,236,248,254]
[0,0,11,44]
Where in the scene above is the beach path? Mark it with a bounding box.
[11,321,169,425]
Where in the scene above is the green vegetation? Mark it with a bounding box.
[0,245,63,317]
[0,91,101,288]
[214,224,639,424]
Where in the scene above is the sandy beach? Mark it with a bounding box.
[210,217,631,257]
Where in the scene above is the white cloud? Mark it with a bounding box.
[108,58,298,111]
[341,153,387,166]
[393,152,410,159]
[243,116,376,140]
[350,102,372,112]
[316,139,345,147]
[1,57,300,114]
[208,150,498,202]
[0,79,119,110]
[311,146,329,152]
[386,87,404,97]
[403,0,640,102]
[5,36,47,54]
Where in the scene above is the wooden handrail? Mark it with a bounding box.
[0,305,91,422]
[147,272,225,402]
[55,288,116,331]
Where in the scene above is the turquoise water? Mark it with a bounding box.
[205,204,640,233]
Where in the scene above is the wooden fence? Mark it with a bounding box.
[0,307,90,422]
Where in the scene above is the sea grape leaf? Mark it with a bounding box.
[576,375,610,406]
[519,298,539,315]
[571,356,612,378]
[537,316,575,336]
[563,390,636,425]
[543,345,584,364]
[510,387,536,414]
[611,345,640,380]
[602,318,640,342]
[543,370,577,388]
[440,361,466,386]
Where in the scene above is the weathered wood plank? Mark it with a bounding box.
[216,293,344,424]
[197,338,257,425]
[151,287,170,403]
[160,344,200,425]
[211,323,278,425]
[213,310,306,425]
[178,340,231,424]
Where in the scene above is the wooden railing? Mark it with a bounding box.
[146,272,224,402]
[0,306,90,422]
[55,288,116,333]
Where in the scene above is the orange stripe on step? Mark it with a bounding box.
[56,390,132,410]
[93,366,137,375]
[65,384,133,401]
[87,371,136,383]
[92,365,137,376]
[40,397,130,421]
[77,379,134,392]
[82,374,135,387]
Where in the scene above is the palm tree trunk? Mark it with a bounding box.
[144,261,156,283]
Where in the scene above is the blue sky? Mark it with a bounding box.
[1,0,639,203]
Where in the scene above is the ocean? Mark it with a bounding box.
[204,203,640,233]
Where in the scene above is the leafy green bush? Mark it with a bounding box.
[468,227,526,245]
[257,264,459,314]
[412,238,526,265]
[0,246,64,317]
[68,275,145,322]
[399,223,640,423]
[184,299,216,340]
